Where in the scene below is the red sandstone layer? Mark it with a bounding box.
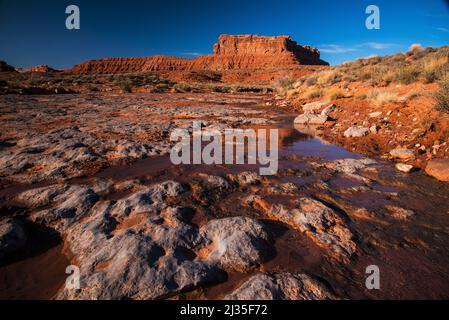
[69,35,328,77]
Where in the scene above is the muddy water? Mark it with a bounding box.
[1,94,449,300]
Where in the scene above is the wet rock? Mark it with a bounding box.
[31,185,99,232]
[395,163,414,173]
[90,178,114,194]
[344,126,370,138]
[225,273,336,300]
[199,217,273,272]
[425,159,449,182]
[16,184,70,208]
[0,219,27,260]
[267,182,298,195]
[59,208,222,300]
[323,158,376,184]
[294,113,328,125]
[112,141,155,159]
[390,148,415,160]
[231,171,261,186]
[269,198,356,259]
[105,181,187,217]
[197,174,231,190]
[385,205,415,221]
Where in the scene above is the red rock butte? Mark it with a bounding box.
[69,35,329,83]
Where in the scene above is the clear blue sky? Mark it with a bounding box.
[1,0,448,68]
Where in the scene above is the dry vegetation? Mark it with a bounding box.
[282,45,449,112]
[0,70,273,95]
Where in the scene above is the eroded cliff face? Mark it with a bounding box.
[69,35,328,77]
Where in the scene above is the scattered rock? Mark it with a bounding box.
[197,174,231,190]
[225,273,336,300]
[425,159,449,182]
[232,171,261,186]
[390,148,415,160]
[369,111,382,118]
[302,100,329,112]
[385,205,415,221]
[395,163,414,173]
[294,113,328,125]
[369,125,378,134]
[344,126,370,138]
[321,104,337,116]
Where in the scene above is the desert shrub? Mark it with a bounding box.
[87,84,100,92]
[116,79,132,93]
[304,75,318,86]
[434,75,449,112]
[155,83,170,91]
[173,82,192,93]
[274,76,295,93]
[421,54,449,83]
[330,90,345,100]
[394,66,421,84]
[306,88,323,99]
[367,89,399,107]
[317,70,342,86]
[356,93,367,100]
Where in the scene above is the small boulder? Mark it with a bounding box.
[395,163,414,173]
[302,101,329,112]
[344,126,370,138]
[294,114,328,125]
[321,104,337,116]
[390,148,415,160]
[425,159,449,182]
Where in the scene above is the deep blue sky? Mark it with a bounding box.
[1,0,448,68]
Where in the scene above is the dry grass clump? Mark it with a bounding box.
[305,88,324,99]
[274,76,295,94]
[366,89,399,107]
[329,90,345,100]
[434,75,449,113]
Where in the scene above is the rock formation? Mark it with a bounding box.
[69,35,328,80]
[18,65,57,73]
[0,61,16,73]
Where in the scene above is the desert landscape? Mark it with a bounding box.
[0,33,449,301]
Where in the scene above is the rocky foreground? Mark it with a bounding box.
[1,92,449,300]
